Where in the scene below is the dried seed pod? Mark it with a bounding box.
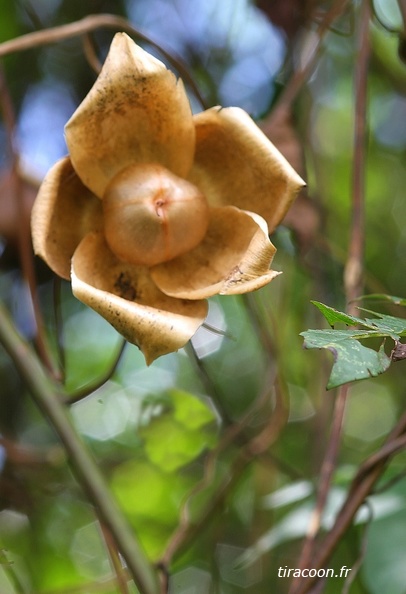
[103,163,210,266]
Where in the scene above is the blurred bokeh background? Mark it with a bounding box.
[1,1,406,593]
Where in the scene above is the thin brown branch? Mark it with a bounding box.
[160,372,288,567]
[0,14,206,108]
[344,0,371,313]
[289,384,348,594]
[267,0,350,127]
[64,339,127,404]
[291,408,406,594]
[291,4,371,591]
[0,301,160,594]
[82,33,103,73]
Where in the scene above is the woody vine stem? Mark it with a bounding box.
[0,302,160,594]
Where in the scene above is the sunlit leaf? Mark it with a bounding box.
[110,390,219,560]
[170,388,216,429]
[139,389,217,471]
[112,460,181,522]
[111,459,194,559]
[141,416,211,471]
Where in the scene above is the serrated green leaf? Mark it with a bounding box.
[303,300,406,388]
[358,310,406,338]
[301,330,391,389]
[312,301,406,338]
[310,301,377,329]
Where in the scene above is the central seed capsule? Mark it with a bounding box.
[103,163,210,267]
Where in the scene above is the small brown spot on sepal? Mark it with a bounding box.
[114,272,137,301]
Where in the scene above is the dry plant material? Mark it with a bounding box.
[31,33,304,364]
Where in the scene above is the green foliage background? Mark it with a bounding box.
[1,1,406,593]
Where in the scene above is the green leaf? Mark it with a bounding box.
[141,415,214,472]
[111,460,193,559]
[311,301,377,329]
[139,389,217,472]
[112,460,187,523]
[358,309,406,338]
[302,300,406,388]
[170,388,216,430]
[301,329,391,389]
[312,301,406,338]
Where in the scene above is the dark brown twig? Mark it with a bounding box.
[291,3,371,591]
[292,408,406,594]
[64,339,127,404]
[344,0,370,313]
[160,372,288,568]
[0,301,160,594]
[0,14,207,108]
[82,32,103,73]
[267,0,350,128]
[290,384,348,593]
